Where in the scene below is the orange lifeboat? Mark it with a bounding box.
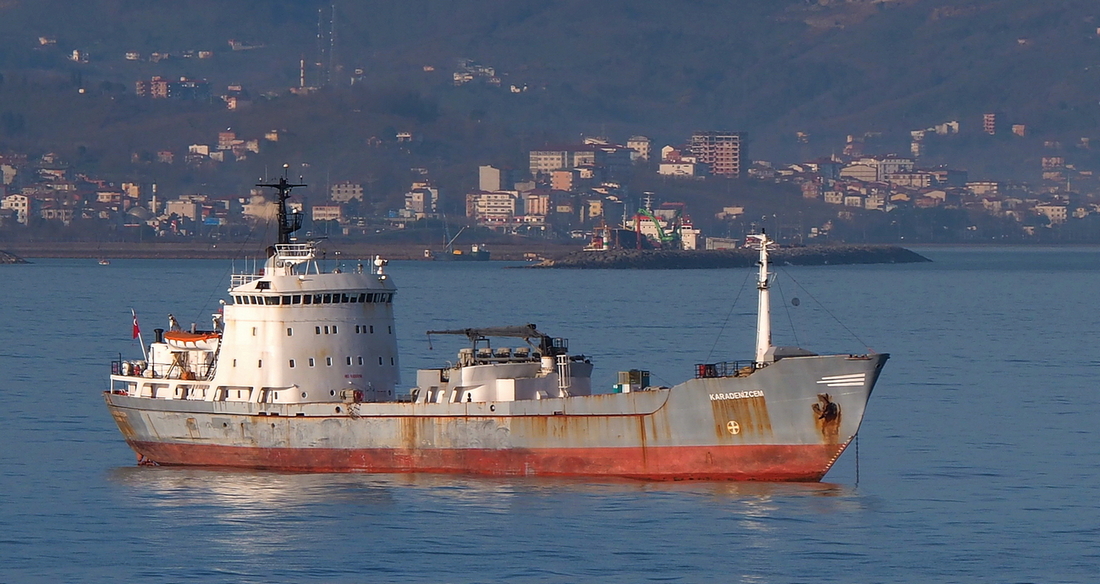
[163,331,221,351]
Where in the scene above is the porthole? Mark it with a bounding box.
[330,390,336,396]
[357,356,363,365]
[309,358,315,367]
[346,356,352,365]
[335,406,342,413]
[289,359,295,368]
[287,328,293,336]
[301,392,307,398]
[378,356,383,365]
[326,357,332,367]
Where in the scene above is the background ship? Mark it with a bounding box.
[104,179,887,480]
[426,225,490,261]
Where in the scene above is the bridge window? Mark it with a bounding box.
[303,295,313,305]
[292,295,301,304]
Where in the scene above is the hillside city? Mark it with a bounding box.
[2,108,1098,248]
[5,5,1100,249]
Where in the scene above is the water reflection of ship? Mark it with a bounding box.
[108,466,853,505]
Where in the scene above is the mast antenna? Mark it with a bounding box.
[256,163,306,244]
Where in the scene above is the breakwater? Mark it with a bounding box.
[0,250,28,264]
[532,245,930,269]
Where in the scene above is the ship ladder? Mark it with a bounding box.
[556,354,571,397]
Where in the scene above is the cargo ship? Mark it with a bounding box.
[104,177,888,481]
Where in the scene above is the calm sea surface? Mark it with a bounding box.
[2,247,1099,583]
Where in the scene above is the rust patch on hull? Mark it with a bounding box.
[812,393,842,443]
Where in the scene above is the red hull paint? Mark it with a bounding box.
[128,441,849,481]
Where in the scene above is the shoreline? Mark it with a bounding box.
[0,241,579,261]
[5,240,1094,264]
[532,245,930,269]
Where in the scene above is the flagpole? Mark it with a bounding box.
[132,309,148,362]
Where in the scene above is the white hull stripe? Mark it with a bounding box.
[816,373,866,387]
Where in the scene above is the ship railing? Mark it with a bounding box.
[275,243,316,260]
[694,361,760,379]
[231,273,264,287]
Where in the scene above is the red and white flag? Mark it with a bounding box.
[131,309,141,339]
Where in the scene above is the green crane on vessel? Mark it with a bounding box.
[636,208,682,249]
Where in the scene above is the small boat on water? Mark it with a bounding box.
[104,176,888,480]
[98,259,110,265]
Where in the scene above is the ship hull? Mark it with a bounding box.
[105,353,887,481]
[122,442,846,481]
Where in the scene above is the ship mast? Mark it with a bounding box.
[754,231,773,365]
[256,165,306,244]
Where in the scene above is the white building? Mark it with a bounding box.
[312,205,343,223]
[467,191,518,224]
[330,181,364,202]
[658,162,700,178]
[404,182,439,218]
[1,193,33,224]
[1034,204,1068,224]
[627,136,651,161]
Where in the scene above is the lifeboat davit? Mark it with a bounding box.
[163,331,221,351]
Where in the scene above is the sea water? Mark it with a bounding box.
[1,247,1098,583]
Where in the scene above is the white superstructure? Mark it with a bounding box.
[114,242,400,404]
[111,175,400,406]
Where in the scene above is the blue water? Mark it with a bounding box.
[2,248,1099,583]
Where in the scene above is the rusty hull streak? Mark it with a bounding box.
[812,393,841,443]
[110,409,138,441]
[710,396,773,440]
